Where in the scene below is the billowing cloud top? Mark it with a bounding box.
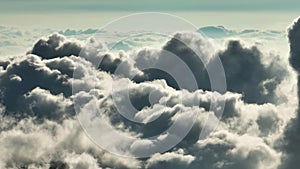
[0,21,298,169]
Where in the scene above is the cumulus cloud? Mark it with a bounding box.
[94,31,286,104]
[187,130,281,169]
[145,149,195,169]
[29,33,83,59]
[0,24,296,169]
[133,32,212,91]
[211,40,286,104]
[280,17,300,169]
[0,55,72,120]
[0,118,140,169]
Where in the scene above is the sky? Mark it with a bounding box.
[0,0,300,12]
[0,11,299,31]
[0,0,300,30]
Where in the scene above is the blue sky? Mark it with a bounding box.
[1,0,300,13]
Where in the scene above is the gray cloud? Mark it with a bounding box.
[214,40,286,104]
[187,131,280,169]
[280,17,300,169]
[0,55,72,121]
[30,33,83,59]
[95,32,286,104]
[0,29,295,169]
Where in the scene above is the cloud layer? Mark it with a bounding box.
[0,22,298,169]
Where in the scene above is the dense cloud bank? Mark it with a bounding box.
[279,17,300,169]
[0,21,298,169]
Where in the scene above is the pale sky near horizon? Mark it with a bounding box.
[0,12,299,31]
[0,0,299,30]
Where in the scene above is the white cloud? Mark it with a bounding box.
[0,24,297,169]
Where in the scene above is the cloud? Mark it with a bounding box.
[279,17,300,169]
[63,153,102,169]
[59,28,99,36]
[144,130,280,169]
[289,17,300,73]
[145,149,195,169]
[96,31,286,104]
[0,27,295,169]
[0,55,72,120]
[187,130,281,169]
[30,33,83,59]
[0,117,140,169]
[212,40,286,104]
[23,87,73,121]
[198,26,284,40]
